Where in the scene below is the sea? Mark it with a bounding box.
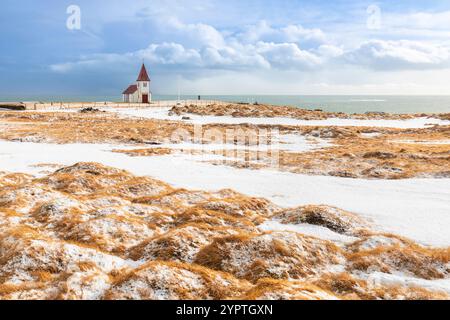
[2,95,450,114]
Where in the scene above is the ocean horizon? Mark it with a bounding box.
[2,95,450,114]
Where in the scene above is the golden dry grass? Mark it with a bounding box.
[271,205,370,235]
[1,162,449,300]
[194,232,344,282]
[170,103,440,120]
[313,273,449,300]
[239,278,340,300]
[128,222,242,263]
[346,243,450,279]
[104,260,253,300]
[113,148,173,157]
[204,125,450,179]
[276,125,450,179]
[0,109,448,179]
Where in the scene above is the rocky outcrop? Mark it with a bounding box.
[0,103,26,111]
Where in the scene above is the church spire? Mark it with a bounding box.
[137,63,150,82]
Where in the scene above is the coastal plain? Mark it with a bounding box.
[0,102,449,300]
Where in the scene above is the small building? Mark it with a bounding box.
[122,64,152,103]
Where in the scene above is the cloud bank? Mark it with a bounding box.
[51,17,450,78]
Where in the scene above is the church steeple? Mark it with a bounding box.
[137,63,150,82]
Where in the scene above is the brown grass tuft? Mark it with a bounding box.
[239,278,340,300]
[195,232,344,282]
[105,260,252,300]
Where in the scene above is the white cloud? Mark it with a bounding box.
[344,40,450,70]
[281,24,327,44]
[51,40,324,73]
[237,21,326,45]
[254,42,322,68]
[316,45,344,58]
[139,43,202,65]
[201,45,270,69]
[50,14,450,85]
[50,18,332,74]
[41,3,450,95]
[50,53,133,73]
[165,17,226,48]
[51,37,450,76]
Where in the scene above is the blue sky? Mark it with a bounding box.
[2,0,450,97]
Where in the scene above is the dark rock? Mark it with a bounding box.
[363,151,397,159]
[365,111,387,115]
[79,107,101,113]
[0,103,26,111]
[328,171,357,178]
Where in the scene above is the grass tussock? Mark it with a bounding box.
[239,278,339,300]
[195,232,343,282]
[128,223,242,263]
[175,208,258,231]
[346,243,450,279]
[0,172,33,188]
[195,196,281,218]
[105,260,252,300]
[313,273,450,300]
[271,205,370,235]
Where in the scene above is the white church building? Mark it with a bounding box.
[122,64,152,103]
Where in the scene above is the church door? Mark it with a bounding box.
[142,94,149,104]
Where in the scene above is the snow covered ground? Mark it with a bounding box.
[258,220,358,244]
[106,107,450,128]
[119,133,331,153]
[1,139,449,247]
[359,272,450,295]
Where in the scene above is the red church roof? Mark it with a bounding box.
[122,84,138,95]
[137,64,150,82]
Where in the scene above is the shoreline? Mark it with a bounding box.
[3,95,450,114]
[1,100,450,120]
[0,100,228,111]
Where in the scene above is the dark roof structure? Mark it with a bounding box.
[137,64,150,82]
[122,84,138,95]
